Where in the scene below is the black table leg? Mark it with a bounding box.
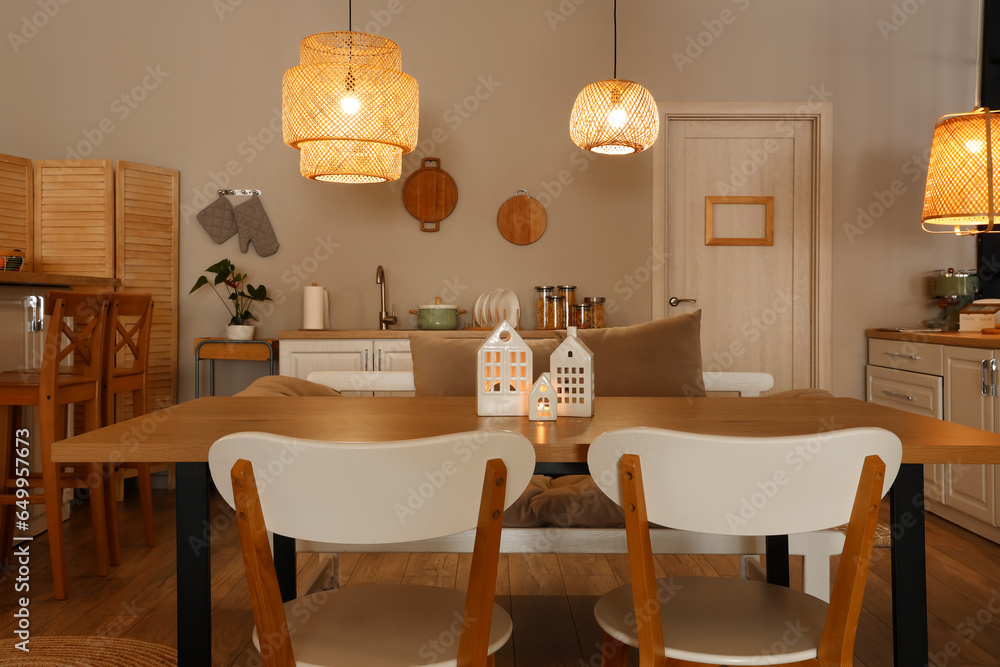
[274,534,297,602]
[765,535,790,587]
[176,462,212,667]
[890,463,928,667]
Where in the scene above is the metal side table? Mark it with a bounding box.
[193,338,279,397]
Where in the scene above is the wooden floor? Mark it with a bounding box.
[1,488,999,666]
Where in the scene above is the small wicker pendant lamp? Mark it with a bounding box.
[570,0,658,155]
[282,5,418,183]
[922,107,1000,234]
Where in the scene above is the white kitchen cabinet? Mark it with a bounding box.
[942,346,996,526]
[279,338,412,396]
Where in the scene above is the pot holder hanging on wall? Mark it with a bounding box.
[232,195,280,257]
[196,195,237,244]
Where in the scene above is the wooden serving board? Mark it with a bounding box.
[497,190,547,245]
[402,158,458,232]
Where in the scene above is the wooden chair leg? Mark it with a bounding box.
[137,462,155,546]
[114,466,126,502]
[0,405,14,566]
[88,462,110,575]
[600,632,629,667]
[40,404,68,599]
[102,462,121,564]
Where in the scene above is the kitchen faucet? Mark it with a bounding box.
[376,264,397,330]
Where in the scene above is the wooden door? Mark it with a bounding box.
[944,346,996,524]
[653,103,832,392]
[0,153,33,271]
[116,161,179,411]
[34,159,114,277]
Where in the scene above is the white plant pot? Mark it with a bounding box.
[226,324,255,341]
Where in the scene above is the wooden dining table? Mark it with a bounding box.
[53,395,1000,667]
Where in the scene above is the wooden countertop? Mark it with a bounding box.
[866,328,1000,349]
[0,271,119,288]
[280,329,561,339]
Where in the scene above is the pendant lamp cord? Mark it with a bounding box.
[613,0,617,79]
[348,0,352,31]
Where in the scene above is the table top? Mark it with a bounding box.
[51,396,1000,465]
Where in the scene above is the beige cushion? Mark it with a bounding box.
[235,375,340,397]
[503,475,625,528]
[411,336,559,397]
[560,311,705,397]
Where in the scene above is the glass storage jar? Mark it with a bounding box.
[535,286,555,329]
[544,294,566,329]
[571,303,591,329]
[584,296,606,328]
[557,285,576,328]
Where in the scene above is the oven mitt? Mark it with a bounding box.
[196,195,237,244]
[232,196,279,257]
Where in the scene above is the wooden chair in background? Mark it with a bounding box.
[208,430,536,667]
[101,292,157,547]
[0,290,114,600]
[586,426,902,667]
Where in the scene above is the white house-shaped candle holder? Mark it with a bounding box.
[528,372,558,421]
[477,320,532,416]
[550,326,594,417]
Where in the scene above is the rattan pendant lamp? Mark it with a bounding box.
[922,2,999,234]
[281,2,419,183]
[569,0,658,154]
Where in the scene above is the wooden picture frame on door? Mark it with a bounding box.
[704,196,774,246]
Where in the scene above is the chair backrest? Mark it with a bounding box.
[104,292,153,379]
[41,290,108,386]
[588,426,902,536]
[209,430,536,544]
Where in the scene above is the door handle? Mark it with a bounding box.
[983,359,990,396]
[364,349,369,372]
[668,297,697,307]
[881,390,914,402]
[992,359,998,396]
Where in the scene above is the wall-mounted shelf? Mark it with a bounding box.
[0,272,120,288]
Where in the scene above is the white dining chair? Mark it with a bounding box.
[208,430,536,667]
[586,426,902,667]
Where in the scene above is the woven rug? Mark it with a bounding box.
[0,636,176,665]
[834,520,893,548]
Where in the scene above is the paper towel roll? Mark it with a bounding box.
[303,285,328,329]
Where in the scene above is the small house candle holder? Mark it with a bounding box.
[528,373,558,421]
[477,321,532,416]
[550,326,594,417]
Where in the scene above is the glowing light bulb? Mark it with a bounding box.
[607,106,628,129]
[340,95,360,115]
[966,139,985,154]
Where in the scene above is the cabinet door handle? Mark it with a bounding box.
[885,352,918,360]
[992,359,998,397]
[364,349,369,372]
[378,349,383,371]
[983,359,990,396]
[881,390,914,402]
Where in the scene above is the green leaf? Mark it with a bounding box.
[189,275,209,293]
[228,293,238,300]
[247,284,270,301]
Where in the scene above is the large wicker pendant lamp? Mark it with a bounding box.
[922,107,1000,234]
[569,0,658,154]
[282,4,419,183]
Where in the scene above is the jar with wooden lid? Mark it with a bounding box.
[571,303,591,329]
[544,294,566,329]
[584,296,606,328]
[535,286,555,329]
[557,285,576,327]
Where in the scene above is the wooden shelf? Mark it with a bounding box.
[0,271,119,288]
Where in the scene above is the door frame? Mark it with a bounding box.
[651,101,834,389]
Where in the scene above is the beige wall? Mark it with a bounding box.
[0,0,976,399]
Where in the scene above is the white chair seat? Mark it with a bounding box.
[594,576,829,665]
[255,584,512,667]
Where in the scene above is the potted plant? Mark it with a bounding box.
[190,259,271,340]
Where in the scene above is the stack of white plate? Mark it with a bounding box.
[472,289,519,328]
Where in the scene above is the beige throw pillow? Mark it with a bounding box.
[410,336,559,396]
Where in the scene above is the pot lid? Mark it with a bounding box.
[419,303,458,310]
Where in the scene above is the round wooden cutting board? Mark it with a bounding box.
[402,158,458,232]
[497,189,547,245]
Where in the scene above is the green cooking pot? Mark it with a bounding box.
[410,300,466,330]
